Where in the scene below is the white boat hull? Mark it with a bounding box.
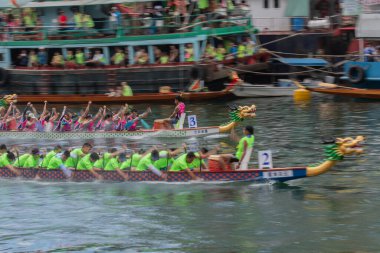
[231,84,296,97]
[0,127,221,140]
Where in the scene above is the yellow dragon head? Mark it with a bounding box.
[0,94,17,108]
[228,104,256,122]
[335,136,365,156]
[237,105,256,119]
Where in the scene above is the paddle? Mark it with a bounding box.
[317,82,359,90]
[54,106,67,131]
[17,103,30,130]
[128,153,134,170]
[140,119,151,129]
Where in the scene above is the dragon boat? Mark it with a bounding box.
[0,136,364,183]
[0,104,257,140]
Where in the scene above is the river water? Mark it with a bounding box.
[1,94,379,252]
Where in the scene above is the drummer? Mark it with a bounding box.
[155,96,185,129]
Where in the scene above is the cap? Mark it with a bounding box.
[31,148,40,155]
[119,153,127,162]
[28,112,36,119]
[151,150,159,161]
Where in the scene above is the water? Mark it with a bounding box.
[1,94,380,252]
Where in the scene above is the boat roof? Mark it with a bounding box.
[2,0,155,8]
[356,13,380,39]
[273,58,329,67]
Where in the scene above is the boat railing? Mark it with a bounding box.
[0,16,253,43]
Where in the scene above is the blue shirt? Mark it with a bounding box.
[38,52,47,65]
[364,47,375,55]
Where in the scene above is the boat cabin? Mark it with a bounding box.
[0,0,269,94]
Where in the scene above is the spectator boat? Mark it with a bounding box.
[0,136,364,183]
[0,1,269,94]
[16,90,232,104]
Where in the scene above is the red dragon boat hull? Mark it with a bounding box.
[0,167,307,183]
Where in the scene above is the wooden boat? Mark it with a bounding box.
[0,136,364,183]
[292,80,380,99]
[16,90,232,104]
[307,87,380,99]
[0,104,257,139]
[231,83,297,97]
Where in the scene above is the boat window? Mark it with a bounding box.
[264,0,269,8]
[274,0,280,8]
[0,53,3,62]
[110,46,128,66]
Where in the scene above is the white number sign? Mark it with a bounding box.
[188,115,198,128]
[263,170,293,179]
[258,150,273,169]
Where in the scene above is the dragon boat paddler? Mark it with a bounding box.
[76,152,103,180]
[13,148,41,169]
[46,150,72,178]
[135,149,168,179]
[0,151,19,176]
[0,135,364,183]
[41,145,62,168]
[65,143,93,168]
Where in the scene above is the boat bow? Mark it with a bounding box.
[306,136,364,177]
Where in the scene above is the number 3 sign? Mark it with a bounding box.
[188,115,198,128]
[258,150,273,169]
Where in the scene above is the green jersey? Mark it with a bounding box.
[13,154,31,167]
[47,156,64,170]
[104,157,120,171]
[23,155,40,168]
[65,148,84,168]
[93,152,112,169]
[0,153,12,167]
[77,154,95,170]
[190,152,205,169]
[41,150,57,168]
[154,151,173,170]
[75,52,85,65]
[170,154,193,171]
[120,153,141,170]
[236,135,255,160]
[136,154,154,171]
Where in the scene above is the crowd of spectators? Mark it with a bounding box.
[13,35,256,68]
[15,47,107,68]
[0,0,251,41]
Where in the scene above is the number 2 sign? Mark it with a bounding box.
[258,150,273,169]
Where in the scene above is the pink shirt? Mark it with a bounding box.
[176,102,185,119]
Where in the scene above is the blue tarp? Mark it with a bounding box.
[274,58,329,67]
